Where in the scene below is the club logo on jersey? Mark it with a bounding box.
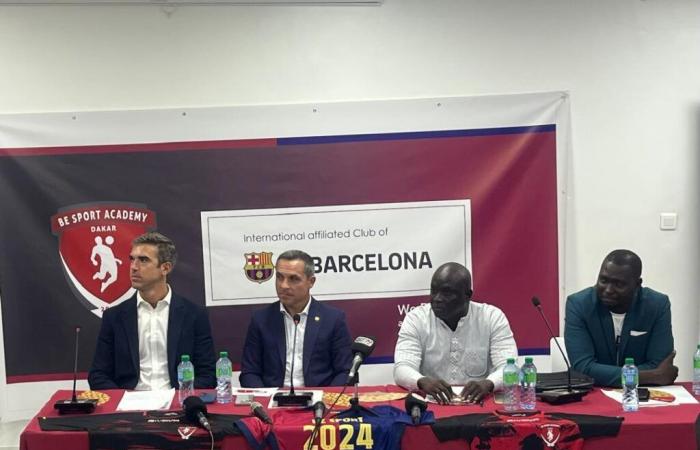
[244,252,274,283]
[538,423,561,447]
[51,202,157,318]
[177,426,196,440]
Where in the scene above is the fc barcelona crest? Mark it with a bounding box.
[244,252,274,283]
[51,202,157,317]
[538,423,562,447]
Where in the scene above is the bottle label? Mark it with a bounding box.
[504,372,518,384]
[183,368,194,381]
[525,372,536,383]
[622,372,638,385]
[217,367,231,377]
[694,358,700,369]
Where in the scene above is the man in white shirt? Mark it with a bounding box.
[88,232,216,390]
[394,262,517,404]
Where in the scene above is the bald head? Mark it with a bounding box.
[432,262,472,292]
[430,262,473,329]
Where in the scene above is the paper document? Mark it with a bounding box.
[232,387,279,397]
[426,386,483,405]
[117,389,175,411]
[602,385,698,407]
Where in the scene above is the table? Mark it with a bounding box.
[20,385,700,450]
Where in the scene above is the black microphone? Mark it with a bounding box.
[183,396,211,431]
[531,296,585,404]
[312,401,326,425]
[273,312,313,407]
[347,336,376,384]
[54,326,97,414]
[289,313,301,395]
[250,401,273,424]
[404,393,427,425]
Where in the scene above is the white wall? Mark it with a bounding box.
[0,0,698,420]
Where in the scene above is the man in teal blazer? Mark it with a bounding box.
[564,249,678,387]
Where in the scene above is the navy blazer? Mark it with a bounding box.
[564,286,674,387]
[239,299,353,387]
[88,293,216,390]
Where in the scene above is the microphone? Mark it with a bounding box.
[54,326,97,414]
[312,401,326,425]
[183,396,211,431]
[405,393,427,425]
[531,296,585,404]
[273,312,313,407]
[250,401,273,424]
[347,336,376,385]
[289,313,301,396]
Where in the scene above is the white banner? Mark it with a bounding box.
[201,200,471,306]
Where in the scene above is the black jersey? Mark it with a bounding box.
[430,410,623,450]
[39,410,243,450]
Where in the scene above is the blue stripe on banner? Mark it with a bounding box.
[364,347,550,365]
[277,124,556,146]
[365,355,395,365]
[518,348,550,356]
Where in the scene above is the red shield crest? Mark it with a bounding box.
[538,423,561,447]
[177,426,197,440]
[51,203,157,317]
[244,251,274,283]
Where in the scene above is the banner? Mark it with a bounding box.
[0,94,568,381]
[202,200,471,305]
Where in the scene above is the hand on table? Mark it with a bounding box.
[417,376,453,405]
[640,350,679,386]
[459,380,494,404]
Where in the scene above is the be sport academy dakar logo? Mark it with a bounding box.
[244,251,274,283]
[538,423,562,447]
[51,202,157,318]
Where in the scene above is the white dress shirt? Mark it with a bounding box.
[134,286,172,391]
[281,298,311,388]
[394,302,517,391]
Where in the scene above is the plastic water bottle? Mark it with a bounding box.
[693,344,700,395]
[177,354,195,405]
[621,357,639,412]
[216,351,233,404]
[503,357,520,411]
[519,356,537,410]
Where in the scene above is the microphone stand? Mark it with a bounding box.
[335,370,376,418]
[274,313,313,407]
[532,297,586,404]
[54,327,97,414]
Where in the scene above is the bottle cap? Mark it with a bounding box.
[220,351,228,357]
[525,357,533,363]
[624,357,634,365]
[507,357,515,364]
[181,354,190,362]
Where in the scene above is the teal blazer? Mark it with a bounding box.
[564,286,673,387]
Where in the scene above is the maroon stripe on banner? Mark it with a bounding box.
[6,372,89,383]
[0,138,277,157]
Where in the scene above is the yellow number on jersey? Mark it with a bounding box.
[356,423,373,449]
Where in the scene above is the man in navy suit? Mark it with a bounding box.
[239,250,353,387]
[88,232,216,390]
[564,249,678,387]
